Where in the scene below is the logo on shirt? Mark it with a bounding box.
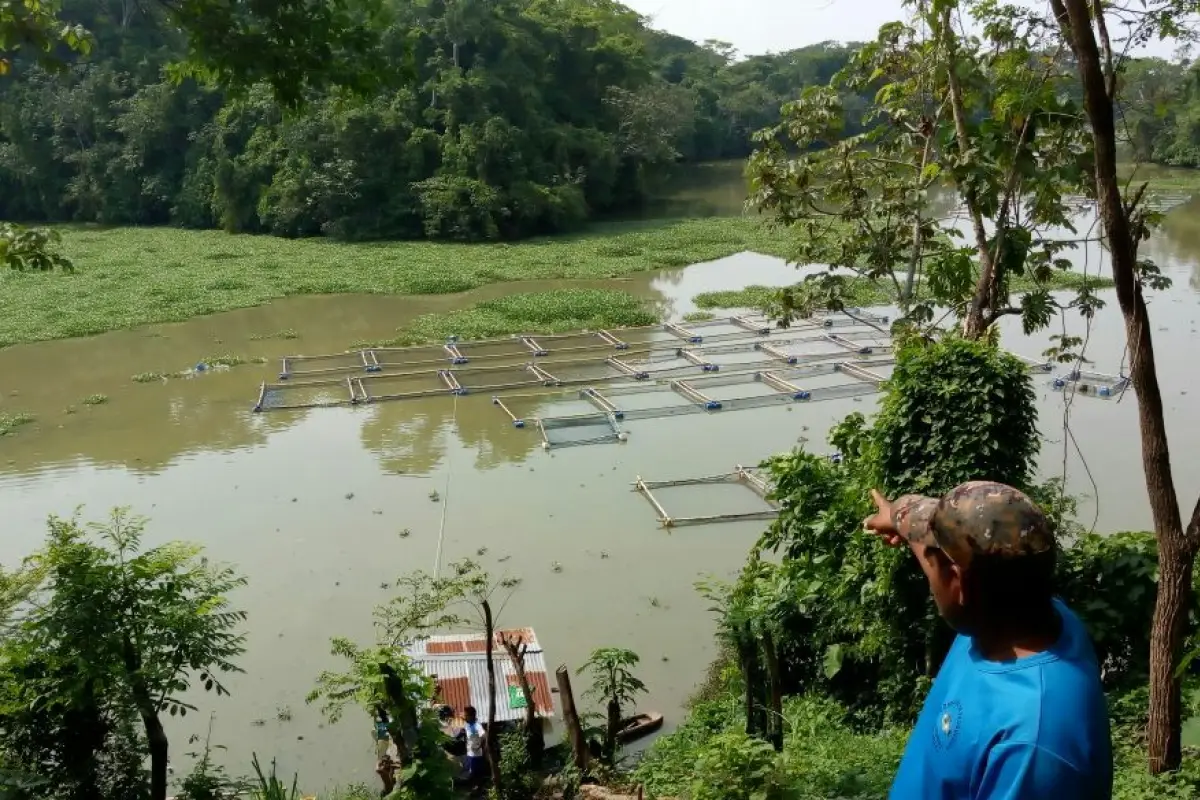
[932,700,962,751]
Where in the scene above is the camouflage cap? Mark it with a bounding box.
[891,481,1055,566]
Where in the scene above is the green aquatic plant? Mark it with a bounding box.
[132,372,167,383]
[248,329,299,341]
[682,311,717,322]
[693,272,1115,312]
[196,354,269,369]
[0,218,784,348]
[82,394,108,406]
[0,412,34,435]
[381,289,659,346]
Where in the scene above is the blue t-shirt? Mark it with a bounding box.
[890,599,1112,799]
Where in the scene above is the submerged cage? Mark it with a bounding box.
[1050,368,1130,399]
[634,465,778,528]
[536,412,626,449]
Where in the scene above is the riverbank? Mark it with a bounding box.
[0,218,796,349]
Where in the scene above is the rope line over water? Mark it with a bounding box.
[433,390,458,578]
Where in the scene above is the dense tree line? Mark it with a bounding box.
[1117,56,1200,167]
[0,0,858,241]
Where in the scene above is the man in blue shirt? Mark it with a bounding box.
[864,481,1112,799]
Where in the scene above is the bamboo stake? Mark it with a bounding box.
[635,478,673,527]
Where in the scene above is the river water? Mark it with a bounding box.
[1,166,1199,787]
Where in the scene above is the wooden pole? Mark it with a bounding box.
[556,665,590,772]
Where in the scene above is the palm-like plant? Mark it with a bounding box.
[578,648,646,764]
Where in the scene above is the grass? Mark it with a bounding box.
[370,289,660,346]
[0,218,793,349]
[693,272,1116,310]
[0,412,34,436]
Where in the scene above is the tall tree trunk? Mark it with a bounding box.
[555,665,590,772]
[502,634,544,766]
[739,632,761,738]
[935,7,997,339]
[482,600,503,790]
[1052,0,1200,772]
[122,637,168,800]
[761,633,784,752]
[605,696,621,765]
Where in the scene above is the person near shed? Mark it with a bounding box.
[455,705,488,788]
[864,481,1113,799]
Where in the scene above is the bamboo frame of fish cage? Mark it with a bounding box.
[582,388,624,419]
[671,380,722,410]
[492,396,527,428]
[274,313,891,380]
[633,465,778,528]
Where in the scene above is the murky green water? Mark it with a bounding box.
[1,164,1199,787]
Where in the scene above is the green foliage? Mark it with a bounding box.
[0,2,866,241]
[680,311,715,322]
[383,290,657,346]
[690,729,781,800]
[131,373,166,384]
[746,1,1112,336]
[580,648,646,712]
[81,393,107,405]
[866,336,1039,497]
[579,647,646,765]
[0,224,72,273]
[636,692,905,800]
[248,754,300,800]
[0,218,787,347]
[495,731,540,800]
[0,0,90,76]
[0,509,246,800]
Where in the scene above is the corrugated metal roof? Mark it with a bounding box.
[409,627,540,659]
[406,629,554,726]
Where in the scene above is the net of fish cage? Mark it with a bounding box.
[535,412,626,449]
[254,369,454,411]
[633,466,777,528]
[1050,369,1130,399]
[491,390,598,428]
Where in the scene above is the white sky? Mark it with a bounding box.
[623,0,1186,58]
[624,0,905,55]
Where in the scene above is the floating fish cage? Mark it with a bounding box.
[1051,368,1130,399]
[272,312,889,381]
[536,412,626,449]
[575,358,895,421]
[634,465,778,528]
[255,325,894,412]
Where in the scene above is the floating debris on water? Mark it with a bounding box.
[344,492,355,500]
[399,528,411,538]
[477,547,488,557]
[551,561,563,573]
[429,490,441,502]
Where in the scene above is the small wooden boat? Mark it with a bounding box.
[616,711,664,744]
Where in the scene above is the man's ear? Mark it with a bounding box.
[948,562,966,606]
